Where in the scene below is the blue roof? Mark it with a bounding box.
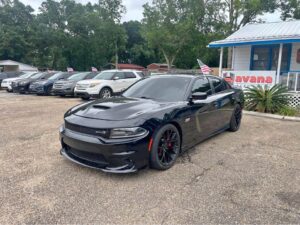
[209,20,300,48]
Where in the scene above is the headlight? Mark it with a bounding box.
[89,83,100,88]
[110,127,148,139]
[20,81,28,85]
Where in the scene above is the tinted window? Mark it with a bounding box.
[48,72,65,80]
[124,72,136,79]
[115,72,125,79]
[137,72,145,78]
[85,72,97,79]
[123,77,192,102]
[68,72,89,81]
[209,77,227,93]
[93,71,115,80]
[192,78,212,95]
[31,72,46,79]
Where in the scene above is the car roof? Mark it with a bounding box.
[101,69,141,72]
[150,74,219,79]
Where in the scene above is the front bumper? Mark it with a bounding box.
[13,85,28,93]
[29,84,46,94]
[53,88,74,96]
[59,125,149,173]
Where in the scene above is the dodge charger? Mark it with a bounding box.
[59,75,244,173]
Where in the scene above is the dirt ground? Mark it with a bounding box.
[0,90,299,224]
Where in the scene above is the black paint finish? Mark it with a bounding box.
[59,75,244,173]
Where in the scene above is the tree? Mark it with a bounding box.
[0,0,35,62]
[142,0,196,69]
[220,0,278,33]
[281,0,300,20]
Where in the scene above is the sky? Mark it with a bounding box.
[20,0,151,21]
[20,0,281,22]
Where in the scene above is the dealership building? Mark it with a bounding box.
[209,20,300,108]
[0,60,38,72]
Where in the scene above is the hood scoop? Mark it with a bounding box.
[92,105,110,110]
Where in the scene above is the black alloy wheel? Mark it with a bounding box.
[150,124,181,170]
[229,104,242,132]
[99,88,112,99]
[46,86,52,96]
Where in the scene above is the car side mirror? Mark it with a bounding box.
[113,76,120,81]
[189,92,208,103]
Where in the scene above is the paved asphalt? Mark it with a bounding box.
[0,90,299,224]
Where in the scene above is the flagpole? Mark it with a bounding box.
[219,47,223,77]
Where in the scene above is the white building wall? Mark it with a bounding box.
[232,46,251,70]
[290,43,300,71]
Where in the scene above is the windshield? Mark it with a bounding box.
[93,71,115,80]
[40,72,56,79]
[48,72,69,80]
[31,72,46,79]
[20,72,36,79]
[68,72,89,81]
[123,76,192,102]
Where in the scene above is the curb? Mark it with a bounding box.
[243,110,300,122]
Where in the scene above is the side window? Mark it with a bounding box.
[209,77,227,93]
[124,72,136,79]
[114,72,125,80]
[192,78,212,95]
[137,72,145,78]
[85,73,96,79]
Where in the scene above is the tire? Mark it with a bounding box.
[229,104,242,132]
[59,95,65,97]
[99,87,112,99]
[150,124,181,170]
[81,96,90,101]
[46,86,52,96]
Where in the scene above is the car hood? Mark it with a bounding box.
[33,80,52,85]
[3,77,21,82]
[70,97,181,121]
[77,79,102,85]
[16,78,33,83]
[55,80,76,85]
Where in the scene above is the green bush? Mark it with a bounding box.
[245,84,290,114]
[278,106,298,116]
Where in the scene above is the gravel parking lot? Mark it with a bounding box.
[0,90,299,224]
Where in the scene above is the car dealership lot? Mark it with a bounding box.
[0,90,299,224]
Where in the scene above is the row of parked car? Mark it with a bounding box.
[0,70,145,100]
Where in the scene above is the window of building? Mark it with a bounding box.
[251,44,291,73]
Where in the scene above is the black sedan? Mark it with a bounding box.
[12,72,56,94]
[59,75,244,173]
[29,72,75,95]
[52,72,98,97]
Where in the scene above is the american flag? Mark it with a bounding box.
[67,67,74,72]
[91,67,98,72]
[197,59,212,75]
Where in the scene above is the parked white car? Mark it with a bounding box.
[74,70,144,100]
[1,72,37,92]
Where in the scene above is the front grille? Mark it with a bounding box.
[65,121,110,139]
[65,146,108,166]
[54,83,64,89]
[76,84,89,90]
